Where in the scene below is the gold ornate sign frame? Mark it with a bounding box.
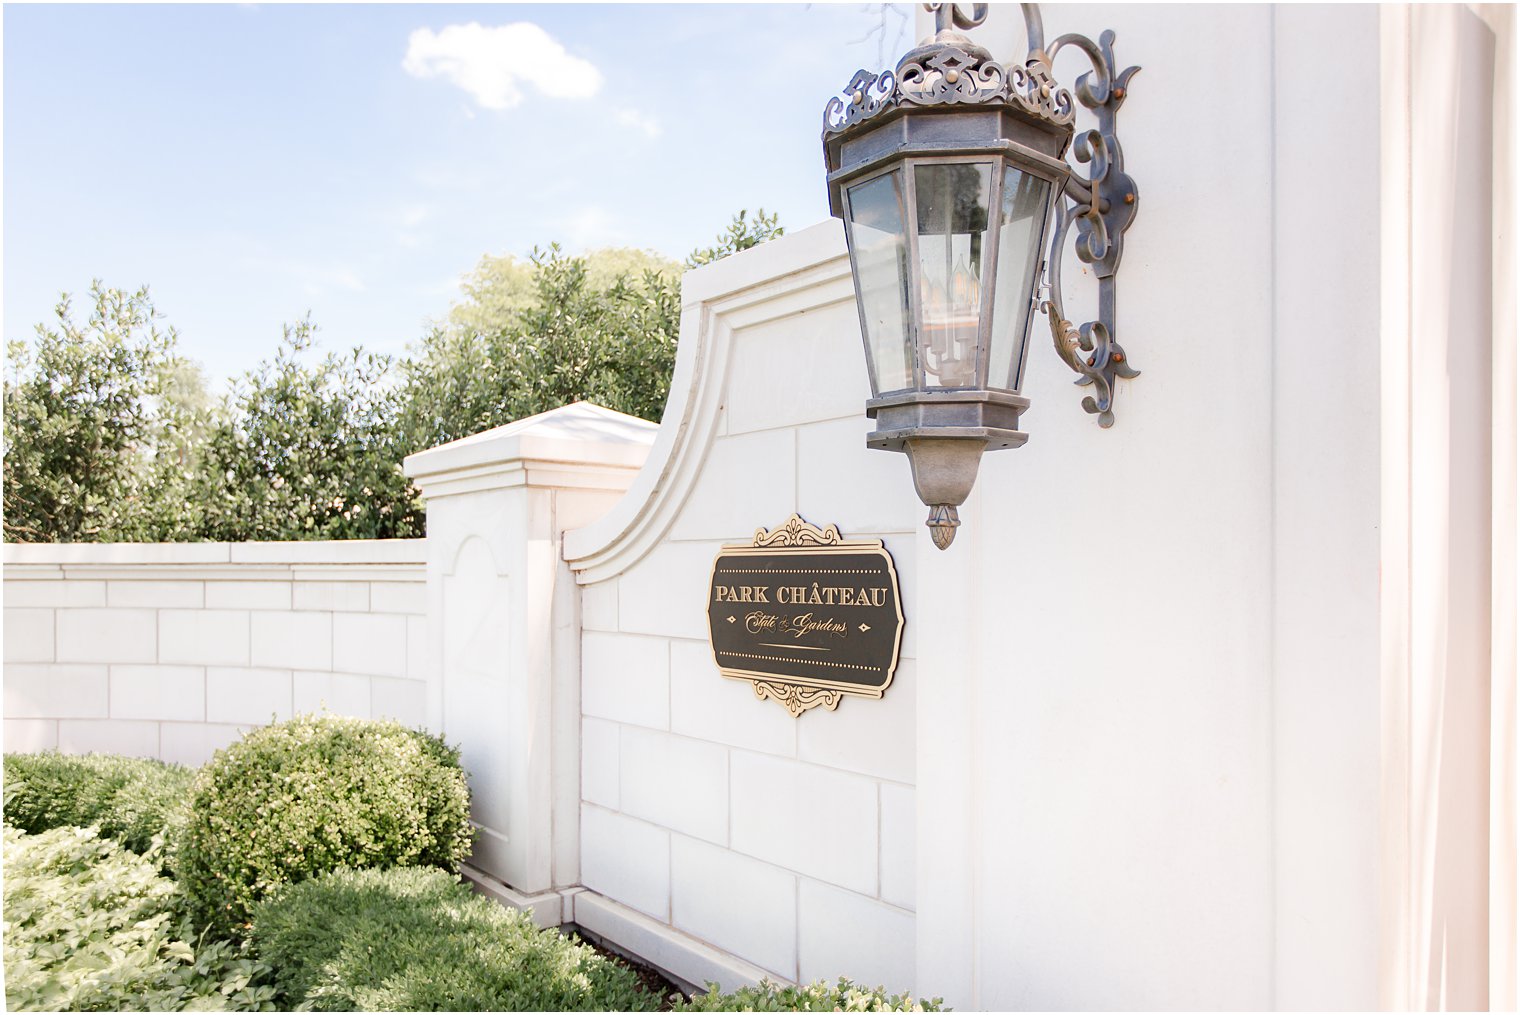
[706,515,905,716]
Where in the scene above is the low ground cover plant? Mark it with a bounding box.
[251,865,661,1012]
[3,751,194,854]
[175,714,473,934]
[675,978,944,1012]
[2,825,278,1012]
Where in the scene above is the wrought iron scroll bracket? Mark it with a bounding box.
[1038,27,1140,429]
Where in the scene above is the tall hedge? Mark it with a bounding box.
[175,715,472,933]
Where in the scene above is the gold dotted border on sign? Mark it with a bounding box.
[715,568,882,574]
[716,649,882,673]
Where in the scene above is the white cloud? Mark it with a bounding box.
[403,22,602,110]
[614,107,662,138]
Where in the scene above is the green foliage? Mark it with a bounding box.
[2,825,279,1012]
[685,208,785,268]
[192,320,423,541]
[2,282,211,542]
[446,246,678,339]
[674,977,945,1012]
[398,244,681,447]
[250,865,660,1012]
[2,752,195,855]
[175,714,472,934]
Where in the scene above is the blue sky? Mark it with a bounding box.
[4,3,912,387]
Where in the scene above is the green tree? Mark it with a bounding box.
[445,246,677,339]
[192,319,423,541]
[2,282,209,542]
[685,208,785,268]
[398,244,681,450]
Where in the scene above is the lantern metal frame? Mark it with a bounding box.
[822,1,1141,548]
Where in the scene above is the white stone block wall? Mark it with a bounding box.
[566,225,922,993]
[3,540,427,766]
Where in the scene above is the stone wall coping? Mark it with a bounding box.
[3,539,426,567]
[403,401,656,496]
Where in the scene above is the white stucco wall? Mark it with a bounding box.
[2,540,427,765]
[564,227,923,991]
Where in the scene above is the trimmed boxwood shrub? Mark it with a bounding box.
[674,979,945,1012]
[2,752,194,854]
[176,714,472,934]
[3,825,278,1012]
[250,865,661,1011]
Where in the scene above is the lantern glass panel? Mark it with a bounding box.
[845,171,914,394]
[913,161,993,389]
[988,166,1052,391]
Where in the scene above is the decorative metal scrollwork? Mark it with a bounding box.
[822,69,896,135]
[752,514,843,548]
[1041,27,1141,428]
[821,3,1076,139]
[752,680,844,717]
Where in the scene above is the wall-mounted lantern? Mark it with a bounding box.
[824,2,1140,548]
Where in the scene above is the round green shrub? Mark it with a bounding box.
[2,752,194,854]
[175,714,472,934]
[251,866,660,1011]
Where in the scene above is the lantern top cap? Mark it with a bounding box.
[821,9,1076,140]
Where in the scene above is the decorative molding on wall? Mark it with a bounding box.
[562,222,857,587]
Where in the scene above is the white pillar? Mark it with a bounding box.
[404,402,655,911]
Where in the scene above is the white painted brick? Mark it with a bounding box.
[582,717,620,808]
[206,667,292,724]
[669,639,796,757]
[160,722,248,766]
[56,609,155,664]
[581,804,670,920]
[798,880,915,991]
[730,751,878,894]
[880,783,915,910]
[205,581,292,610]
[332,613,407,678]
[369,582,426,615]
[159,609,250,666]
[6,608,55,662]
[371,677,425,726]
[293,581,370,612]
[5,581,105,608]
[5,718,58,752]
[107,581,204,608]
[797,660,915,784]
[405,615,426,680]
[672,834,797,980]
[618,542,721,641]
[581,579,618,632]
[796,417,923,534]
[3,664,108,718]
[293,670,370,718]
[619,726,728,845]
[58,719,158,758]
[250,612,331,670]
[582,632,668,730]
[109,665,205,721]
[668,430,796,542]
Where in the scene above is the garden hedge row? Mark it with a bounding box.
[2,752,193,854]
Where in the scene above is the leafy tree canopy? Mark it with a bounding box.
[3,209,783,542]
[2,283,209,542]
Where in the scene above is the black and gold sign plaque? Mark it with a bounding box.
[706,515,904,717]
